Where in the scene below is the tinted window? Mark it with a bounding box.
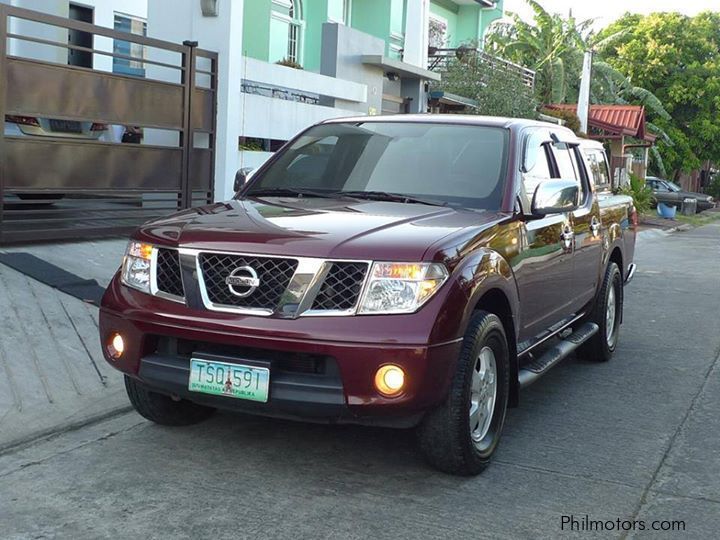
[246,122,509,210]
[551,145,578,180]
[588,150,611,190]
[522,131,552,200]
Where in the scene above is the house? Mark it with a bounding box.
[3,0,505,199]
[0,0,506,242]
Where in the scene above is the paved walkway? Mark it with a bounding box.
[0,239,128,451]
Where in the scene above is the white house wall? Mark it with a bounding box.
[2,0,147,70]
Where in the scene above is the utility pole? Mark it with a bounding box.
[577,50,593,135]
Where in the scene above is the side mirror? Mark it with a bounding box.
[234,167,254,192]
[531,179,579,216]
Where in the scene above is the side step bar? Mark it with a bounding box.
[625,263,637,285]
[518,322,599,389]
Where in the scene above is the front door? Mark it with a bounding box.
[514,129,576,341]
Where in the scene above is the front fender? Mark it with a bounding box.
[429,249,519,345]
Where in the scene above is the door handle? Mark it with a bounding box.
[561,225,574,250]
[590,216,601,237]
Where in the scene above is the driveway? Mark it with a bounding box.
[0,224,718,539]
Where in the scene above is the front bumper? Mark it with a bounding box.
[100,275,461,427]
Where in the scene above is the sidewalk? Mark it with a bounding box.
[0,239,128,452]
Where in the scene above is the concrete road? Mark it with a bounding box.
[0,224,718,539]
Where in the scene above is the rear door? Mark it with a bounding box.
[515,129,576,341]
[566,146,604,310]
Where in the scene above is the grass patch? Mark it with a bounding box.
[675,211,720,227]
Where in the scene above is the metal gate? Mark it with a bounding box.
[0,5,217,243]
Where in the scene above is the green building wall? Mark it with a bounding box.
[242,0,504,70]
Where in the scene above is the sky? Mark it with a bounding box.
[502,0,719,29]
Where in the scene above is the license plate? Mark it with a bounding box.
[49,119,82,133]
[188,359,270,402]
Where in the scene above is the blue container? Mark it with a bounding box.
[657,202,677,219]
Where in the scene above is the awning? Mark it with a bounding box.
[545,104,656,142]
[361,55,441,82]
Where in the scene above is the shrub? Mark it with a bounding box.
[276,58,303,70]
[707,174,720,200]
[619,173,653,214]
[434,50,538,119]
[540,107,582,135]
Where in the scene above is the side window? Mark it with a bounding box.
[522,131,553,202]
[593,150,611,190]
[550,145,577,180]
[550,143,587,204]
[585,152,600,186]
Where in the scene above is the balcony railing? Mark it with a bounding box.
[428,47,535,89]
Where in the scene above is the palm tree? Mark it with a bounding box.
[486,0,673,174]
[485,0,590,103]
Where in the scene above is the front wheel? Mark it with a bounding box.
[417,310,510,475]
[125,376,215,426]
[579,261,623,362]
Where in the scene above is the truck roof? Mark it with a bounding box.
[321,114,577,134]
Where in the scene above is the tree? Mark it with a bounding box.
[434,50,538,119]
[485,0,589,103]
[596,11,720,176]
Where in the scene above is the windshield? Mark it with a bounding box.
[666,181,682,192]
[243,122,509,210]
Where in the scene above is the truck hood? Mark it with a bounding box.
[136,197,508,261]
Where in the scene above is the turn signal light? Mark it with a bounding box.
[108,333,125,360]
[374,365,405,397]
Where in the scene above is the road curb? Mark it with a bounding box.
[0,405,134,456]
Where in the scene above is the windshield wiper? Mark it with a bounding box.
[333,190,448,207]
[245,187,338,199]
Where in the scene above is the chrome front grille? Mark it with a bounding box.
[149,247,371,317]
[155,248,184,299]
[311,262,368,311]
[198,253,298,310]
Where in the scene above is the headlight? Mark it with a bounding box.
[358,262,448,314]
[121,241,154,293]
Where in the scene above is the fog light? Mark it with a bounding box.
[374,365,405,397]
[108,333,125,359]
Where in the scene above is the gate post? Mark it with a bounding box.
[0,5,7,242]
[180,39,198,210]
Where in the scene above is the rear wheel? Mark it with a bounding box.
[125,376,215,426]
[417,310,510,475]
[580,261,622,362]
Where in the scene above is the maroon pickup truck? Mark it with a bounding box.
[100,116,636,475]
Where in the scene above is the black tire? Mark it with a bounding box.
[124,375,215,426]
[417,310,510,476]
[579,261,623,362]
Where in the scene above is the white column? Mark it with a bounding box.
[147,0,244,202]
[403,0,429,69]
[577,50,593,135]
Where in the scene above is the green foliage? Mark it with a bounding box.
[275,58,303,69]
[619,173,653,214]
[485,0,590,104]
[436,51,538,119]
[596,11,720,174]
[707,174,720,201]
[539,107,581,134]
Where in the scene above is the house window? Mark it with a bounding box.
[328,0,350,25]
[270,0,303,64]
[428,15,448,49]
[113,13,146,77]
